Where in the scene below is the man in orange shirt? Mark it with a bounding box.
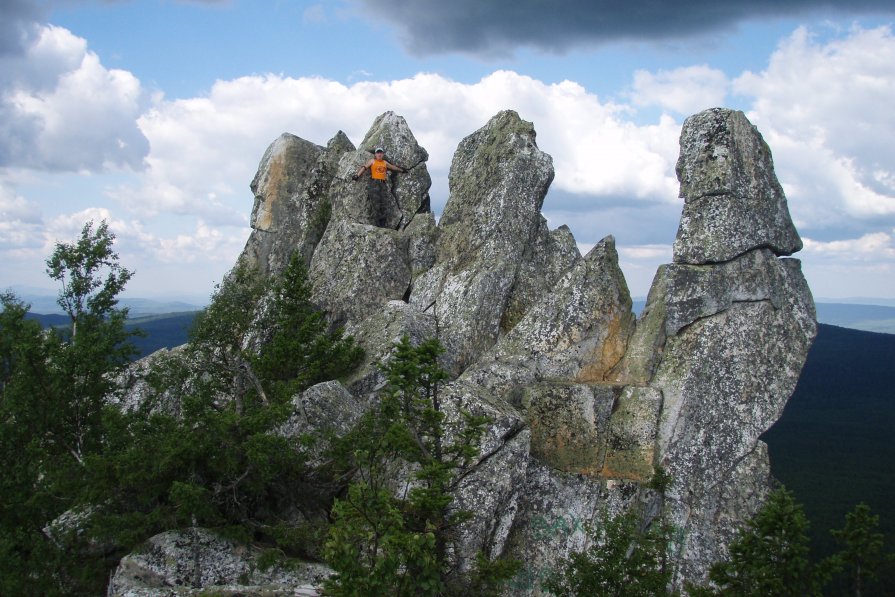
[353,147,407,227]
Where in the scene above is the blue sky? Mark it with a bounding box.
[2,0,895,305]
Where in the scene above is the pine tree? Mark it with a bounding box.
[323,335,515,596]
[830,503,891,596]
[693,487,826,596]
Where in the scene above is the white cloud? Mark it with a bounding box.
[734,25,895,226]
[6,20,895,300]
[0,182,43,250]
[619,244,673,261]
[802,231,895,259]
[122,70,681,227]
[630,65,729,115]
[0,24,149,172]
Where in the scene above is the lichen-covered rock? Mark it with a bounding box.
[342,300,443,394]
[502,462,645,597]
[673,108,802,264]
[502,220,581,331]
[464,236,634,398]
[329,112,431,229]
[240,131,352,276]
[309,220,411,328]
[404,211,438,279]
[602,386,663,481]
[444,378,530,573]
[410,110,555,370]
[667,440,775,587]
[651,258,815,581]
[108,528,330,596]
[519,383,617,476]
[277,380,367,463]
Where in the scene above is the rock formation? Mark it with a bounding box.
[111,108,816,596]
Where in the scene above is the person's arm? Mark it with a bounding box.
[386,161,408,173]
[353,160,373,180]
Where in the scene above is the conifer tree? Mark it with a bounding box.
[830,503,892,596]
[323,335,515,596]
[692,487,827,596]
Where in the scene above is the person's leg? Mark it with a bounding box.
[372,180,387,227]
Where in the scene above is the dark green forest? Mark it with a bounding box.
[763,323,895,558]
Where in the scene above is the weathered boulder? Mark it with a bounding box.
[342,300,443,395]
[518,383,617,476]
[673,108,802,264]
[328,111,431,229]
[108,528,330,596]
[410,110,556,370]
[650,258,815,583]
[463,235,634,398]
[502,220,581,331]
[241,131,352,276]
[501,462,647,597]
[277,380,368,464]
[308,220,412,327]
[437,379,530,575]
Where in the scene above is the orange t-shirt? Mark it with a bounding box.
[371,158,388,180]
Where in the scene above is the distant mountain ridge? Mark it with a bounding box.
[14,293,205,316]
[26,311,199,358]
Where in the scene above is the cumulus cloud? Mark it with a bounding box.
[630,65,729,115]
[0,182,44,250]
[0,24,149,172]
[121,70,680,228]
[734,25,895,229]
[803,231,895,258]
[353,0,895,57]
[0,0,43,57]
[801,231,895,297]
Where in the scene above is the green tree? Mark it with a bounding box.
[830,503,892,596]
[544,482,675,596]
[692,487,827,597]
[252,253,363,401]
[323,336,516,596]
[79,255,363,581]
[0,220,138,594]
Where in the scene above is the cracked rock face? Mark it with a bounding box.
[674,108,803,264]
[410,110,558,370]
[112,107,816,595]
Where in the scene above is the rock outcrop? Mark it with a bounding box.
[112,107,816,595]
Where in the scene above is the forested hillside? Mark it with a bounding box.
[763,323,895,556]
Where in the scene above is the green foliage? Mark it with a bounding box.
[544,507,675,597]
[648,465,673,494]
[81,255,363,568]
[323,335,515,596]
[1,236,363,594]
[0,221,138,594]
[829,503,895,596]
[252,253,363,401]
[45,219,134,340]
[690,487,827,597]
